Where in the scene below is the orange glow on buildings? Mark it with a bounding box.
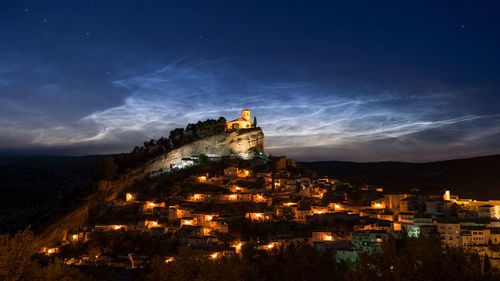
[126,193,134,202]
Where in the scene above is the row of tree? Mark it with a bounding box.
[3,228,498,281]
[147,236,499,281]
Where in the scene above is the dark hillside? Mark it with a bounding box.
[301,154,500,200]
[0,155,106,233]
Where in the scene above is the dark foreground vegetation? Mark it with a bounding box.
[2,229,498,281]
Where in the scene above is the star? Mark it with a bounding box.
[85,32,91,36]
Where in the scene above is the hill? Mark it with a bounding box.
[0,155,106,233]
[300,154,500,200]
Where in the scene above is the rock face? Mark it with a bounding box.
[146,128,264,173]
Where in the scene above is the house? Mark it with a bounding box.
[426,199,453,215]
[181,217,197,227]
[312,231,334,242]
[223,167,251,178]
[226,109,253,130]
[209,219,229,233]
[478,205,499,218]
[461,226,490,247]
[188,193,211,202]
[436,221,461,247]
[245,212,271,222]
[352,230,388,253]
[191,212,219,226]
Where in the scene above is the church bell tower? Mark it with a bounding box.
[242,109,251,122]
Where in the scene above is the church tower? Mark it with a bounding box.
[242,109,251,122]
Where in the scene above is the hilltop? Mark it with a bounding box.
[301,154,500,200]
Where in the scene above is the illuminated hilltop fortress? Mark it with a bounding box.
[226,109,253,130]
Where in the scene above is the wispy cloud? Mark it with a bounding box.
[1,59,499,161]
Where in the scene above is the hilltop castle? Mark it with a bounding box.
[226,109,253,130]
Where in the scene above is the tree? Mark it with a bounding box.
[349,236,498,281]
[280,207,295,221]
[346,188,363,206]
[253,116,257,127]
[0,229,90,281]
[92,157,118,181]
[198,154,209,164]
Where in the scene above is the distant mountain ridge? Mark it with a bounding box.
[300,154,500,200]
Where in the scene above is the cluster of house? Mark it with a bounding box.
[45,154,500,269]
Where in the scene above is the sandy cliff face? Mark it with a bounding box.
[146,128,264,172]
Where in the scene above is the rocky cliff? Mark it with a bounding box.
[146,127,264,173]
[38,128,264,245]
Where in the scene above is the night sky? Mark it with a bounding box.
[1,1,500,162]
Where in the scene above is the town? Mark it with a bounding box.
[41,110,500,271]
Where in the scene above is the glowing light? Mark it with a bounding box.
[148,202,155,207]
[373,203,383,209]
[325,235,333,241]
[443,190,451,201]
[210,253,219,259]
[72,234,78,241]
[193,194,201,200]
[334,204,341,210]
[267,244,274,249]
[229,194,237,199]
[165,257,175,263]
[257,195,263,200]
[203,228,212,235]
[317,211,324,214]
[255,213,262,217]
[126,193,134,202]
[206,215,213,221]
[113,225,123,230]
[183,220,193,225]
[152,221,158,226]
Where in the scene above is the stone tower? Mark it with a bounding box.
[242,109,251,122]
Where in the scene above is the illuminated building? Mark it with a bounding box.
[226,109,252,130]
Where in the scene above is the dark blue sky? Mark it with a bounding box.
[1,0,500,162]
